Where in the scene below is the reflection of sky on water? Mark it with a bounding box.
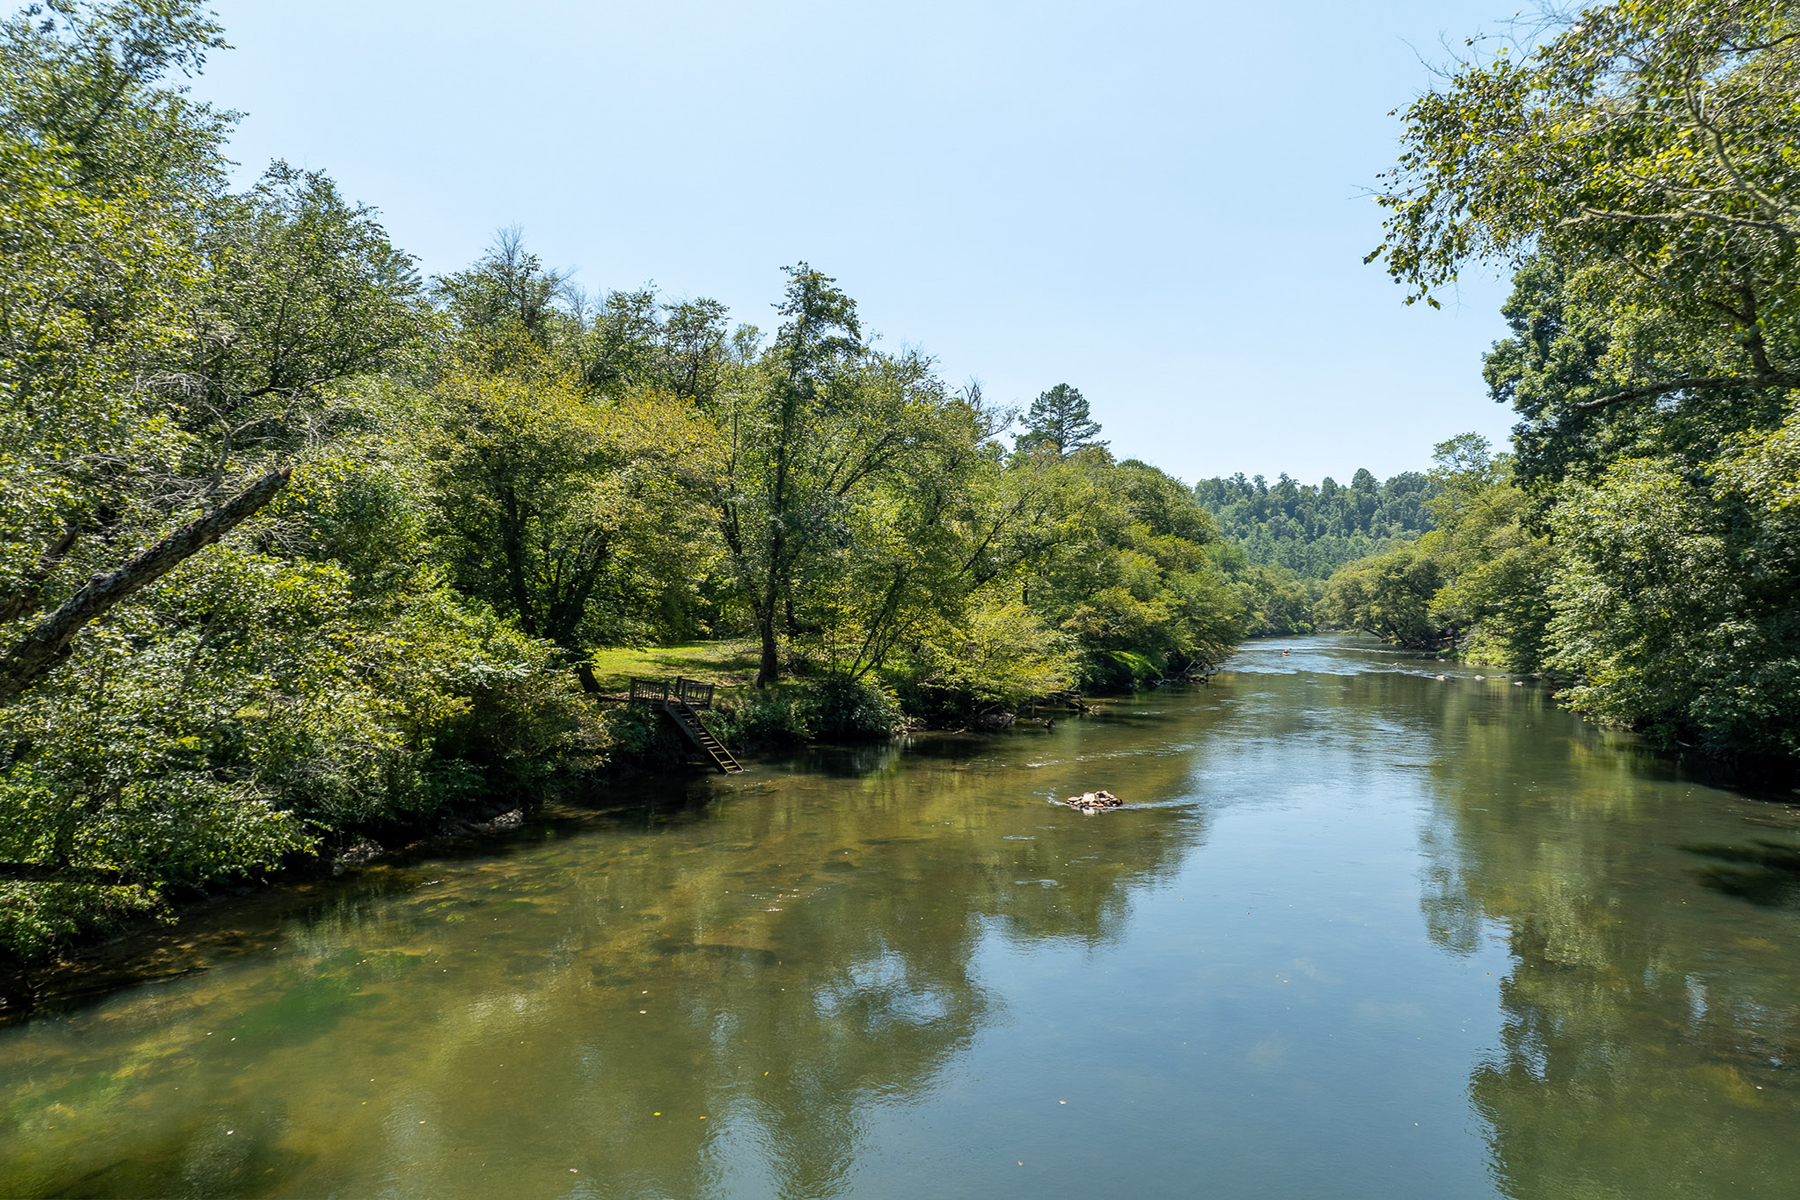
[3,635,1799,1198]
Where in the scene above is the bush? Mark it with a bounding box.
[1081,649,1164,692]
[0,882,164,965]
[890,599,1078,725]
[712,690,812,750]
[593,704,691,767]
[0,550,593,965]
[1546,449,1800,757]
[804,675,903,740]
[1315,545,1446,648]
[712,676,902,750]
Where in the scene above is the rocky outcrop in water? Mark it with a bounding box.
[1064,790,1122,812]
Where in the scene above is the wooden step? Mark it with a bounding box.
[660,700,745,774]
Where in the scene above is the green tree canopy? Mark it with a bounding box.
[1015,383,1104,457]
[1375,0,1800,418]
[1194,469,1436,578]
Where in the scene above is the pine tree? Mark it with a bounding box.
[1016,383,1104,456]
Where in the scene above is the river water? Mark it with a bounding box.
[4,635,1800,1198]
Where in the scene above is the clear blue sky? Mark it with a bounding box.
[193,0,1523,485]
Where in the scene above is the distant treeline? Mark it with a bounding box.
[1193,470,1437,579]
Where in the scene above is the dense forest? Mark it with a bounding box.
[1184,470,1439,638]
[0,3,1252,963]
[1194,469,1436,578]
[1321,0,1800,768]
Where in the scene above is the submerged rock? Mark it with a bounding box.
[332,840,384,875]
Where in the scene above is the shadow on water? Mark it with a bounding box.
[1,770,733,1021]
[0,702,1215,1199]
[1687,841,1800,907]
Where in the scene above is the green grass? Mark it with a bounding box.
[584,641,763,692]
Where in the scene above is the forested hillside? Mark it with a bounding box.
[1327,0,1800,767]
[1194,469,1436,578]
[0,2,1248,963]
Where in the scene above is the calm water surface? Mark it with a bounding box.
[4,635,1800,1198]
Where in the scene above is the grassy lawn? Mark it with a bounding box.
[584,641,763,692]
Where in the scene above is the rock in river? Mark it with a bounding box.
[1064,790,1122,812]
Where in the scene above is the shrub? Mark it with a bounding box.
[593,704,689,767]
[712,675,902,749]
[1081,649,1164,692]
[0,550,593,964]
[713,689,814,750]
[803,675,903,740]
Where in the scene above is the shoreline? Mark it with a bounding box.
[0,707,1099,1024]
[0,755,739,1023]
[9,654,1798,1024]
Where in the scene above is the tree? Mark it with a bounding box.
[1483,254,1790,488]
[1316,545,1446,649]
[1374,0,1800,415]
[1015,383,1104,456]
[1012,453,1244,687]
[436,232,737,405]
[0,9,428,705]
[0,0,231,193]
[433,226,566,350]
[0,2,585,965]
[1543,426,1800,756]
[425,350,713,651]
[1365,1,1800,764]
[1193,466,1438,578]
[1417,436,1559,670]
[704,264,870,687]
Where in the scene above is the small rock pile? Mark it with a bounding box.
[1064,790,1122,812]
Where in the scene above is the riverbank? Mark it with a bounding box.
[0,766,727,1022]
[0,622,1126,999]
[0,663,1111,1021]
[10,632,1796,1022]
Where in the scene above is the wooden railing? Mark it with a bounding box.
[628,676,715,710]
[622,676,741,773]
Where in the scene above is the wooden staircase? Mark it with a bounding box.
[629,677,744,775]
[663,698,743,774]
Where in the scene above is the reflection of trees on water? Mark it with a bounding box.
[1408,679,1800,1199]
[0,716,1210,1199]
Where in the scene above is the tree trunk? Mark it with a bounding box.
[757,511,786,688]
[0,468,291,703]
[756,602,780,688]
[497,483,538,636]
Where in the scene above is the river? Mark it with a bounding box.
[3,635,1798,1198]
